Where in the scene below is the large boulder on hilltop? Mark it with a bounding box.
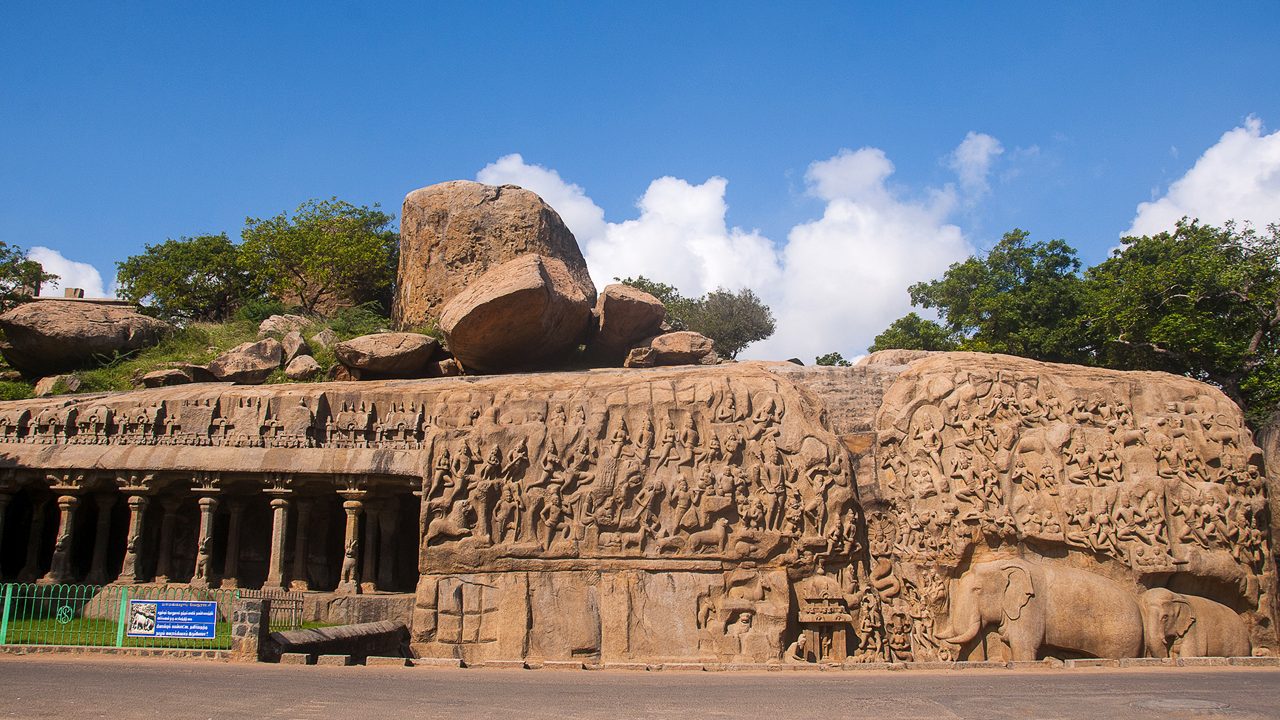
[393,180,596,329]
[591,283,666,360]
[333,332,438,377]
[0,300,171,375]
[208,338,283,384]
[440,254,591,373]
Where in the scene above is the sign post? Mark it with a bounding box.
[126,599,218,640]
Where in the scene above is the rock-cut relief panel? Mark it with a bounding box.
[869,354,1273,660]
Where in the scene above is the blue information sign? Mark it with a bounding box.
[126,599,218,640]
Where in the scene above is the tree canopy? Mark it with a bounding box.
[905,229,1087,363]
[0,241,56,312]
[871,219,1280,424]
[239,198,398,314]
[618,277,776,359]
[116,233,260,322]
[815,351,853,366]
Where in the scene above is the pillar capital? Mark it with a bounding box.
[198,495,219,511]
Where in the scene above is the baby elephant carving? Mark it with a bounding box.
[1139,588,1251,659]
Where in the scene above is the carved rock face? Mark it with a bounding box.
[440,255,592,373]
[333,332,438,378]
[208,338,283,384]
[0,300,171,375]
[393,181,596,330]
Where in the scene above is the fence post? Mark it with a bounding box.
[0,583,12,644]
[115,586,129,648]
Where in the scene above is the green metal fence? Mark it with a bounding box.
[0,583,240,650]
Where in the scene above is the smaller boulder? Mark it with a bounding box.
[440,254,591,373]
[334,333,438,377]
[592,284,666,360]
[140,369,192,388]
[284,355,322,381]
[209,339,283,384]
[649,331,717,366]
[282,331,312,364]
[310,328,339,350]
[328,364,361,381]
[33,374,81,397]
[258,314,313,338]
[427,358,463,378]
[623,346,656,369]
[163,362,217,383]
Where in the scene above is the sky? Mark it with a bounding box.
[2,2,1279,361]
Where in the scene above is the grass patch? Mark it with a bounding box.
[75,319,260,393]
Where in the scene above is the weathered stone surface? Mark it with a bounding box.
[334,333,438,378]
[208,339,283,384]
[592,284,666,359]
[623,346,656,368]
[282,331,311,364]
[0,352,1271,668]
[439,255,591,373]
[855,349,934,368]
[162,362,217,384]
[426,358,462,378]
[648,331,718,366]
[258,314,313,338]
[393,181,596,329]
[0,301,170,375]
[311,328,339,350]
[284,355,322,381]
[139,369,192,388]
[33,374,81,397]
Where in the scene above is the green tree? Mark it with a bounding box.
[240,198,399,315]
[116,234,259,322]
[868,312,960,353]
[0,241,56,312]
[619,277,776,359]
[905,229,1088,363]
[815,351,852,366]
[1085,219,1280,420]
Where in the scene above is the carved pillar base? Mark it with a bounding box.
[39,494,79,585]
[336,500,362,596]
[264,496,291,591]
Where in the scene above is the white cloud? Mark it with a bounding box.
[1126,116,1280,237]
[947,131,1005,198]
[475,137,983,362]
[26,247,111,298]
[750,149,970,361]
[477,154,607,248]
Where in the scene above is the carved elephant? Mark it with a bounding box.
[937,559,1143,661]
[1139,587,1251,658]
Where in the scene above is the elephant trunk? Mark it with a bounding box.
[938,617,982,645]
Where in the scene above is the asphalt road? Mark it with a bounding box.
[1,655,1278,720]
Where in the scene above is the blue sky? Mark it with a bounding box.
[3,2,1279,359]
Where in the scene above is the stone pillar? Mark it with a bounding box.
[289,500,312,592]
[336,499,362,595]
[264,496,291,590]
[153,498,182,584]
[117,494,149,584]
[40,495,80,584]
[377,500,398,591]
[361,502,379,593]
[229,597,272,663]
[190,495,219,589]
[221,500,245,589]
[85,494,116,585]
[19,497,48,582]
